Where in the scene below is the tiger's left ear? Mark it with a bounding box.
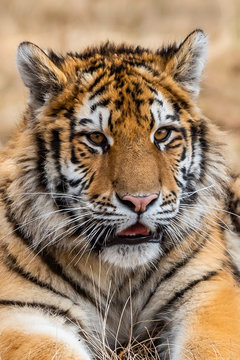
[17,42,67,107]
[164,29,208,98]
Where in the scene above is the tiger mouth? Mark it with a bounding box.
[104,222,164,247]
[105,234,162,247]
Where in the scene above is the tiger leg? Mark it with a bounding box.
[0,307,92,360]
[172,273,240,360]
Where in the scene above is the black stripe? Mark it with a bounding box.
[69,111,80,165]
[51,129,68,192]
[124,257,161,299]
[0,298,85,331]
[159,270,218,313]
[180,127,187,140]
[51,129,61,171]
[181,147,187,161]
[165,136,183,150]
[2,244,75,303]
[68,178,82,187]
[84,63,104,74]
[90,98,110,113]
[172,101,181,113]
[78,142,98,155]
[198,122,208,178]
[88,72,106,92]
[229,197,240,235]
[83,172,95,190]
[1,191,102,312]
[39,250,104,312]
[71,148,79,164]
[189,122,198,173]
[35,133,48,187]
[166,114,179,122]
[141,236,207,312]
[0,299,68,317]
[149,109,155,130]
[79,118,93,126]
[166,143,182,150]
[146,84,158,95]
[168,135,183,144]
[165,86,190,111]
[64,106,75,122]
[1,190,32,248]
[174,175,183,188]
[89,82,111,100]
[108,110,113,132]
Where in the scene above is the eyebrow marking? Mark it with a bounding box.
[79,118,94,126]
[154,98,163,106]
[90,98,110,113]
[146,84,158,94]
[99,112,103,131]
[166,114,180,122]
[157,109,161,121]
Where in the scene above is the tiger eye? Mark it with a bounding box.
[154,128,171,142]
[87,132,105,146]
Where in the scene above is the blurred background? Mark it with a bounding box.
[0,0,239,169]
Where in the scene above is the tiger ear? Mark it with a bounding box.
[164,29,208,98]
[17,42,66,106]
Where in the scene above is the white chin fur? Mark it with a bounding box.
[101,243,161,269]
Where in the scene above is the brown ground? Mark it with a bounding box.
[0,0,239,169]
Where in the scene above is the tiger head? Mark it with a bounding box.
[16,30,227,268]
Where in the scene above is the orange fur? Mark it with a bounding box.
[0,30,239,360]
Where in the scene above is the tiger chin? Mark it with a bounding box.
[0,29,240,360]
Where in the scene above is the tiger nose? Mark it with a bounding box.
[122,194,158,213]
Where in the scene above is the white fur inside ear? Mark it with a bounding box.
[189,31,208,96]
[175,30,208,98]
[16,42,43,89]
[16,42,66,106]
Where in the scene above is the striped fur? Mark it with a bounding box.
[0,30,240,359]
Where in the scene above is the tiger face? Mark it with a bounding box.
[17,30,226,268]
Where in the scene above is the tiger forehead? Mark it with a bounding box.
[72,70,158,132]
[74,88,177,140]
[47,57,182,135]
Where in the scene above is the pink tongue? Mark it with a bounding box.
[117,223,150,236]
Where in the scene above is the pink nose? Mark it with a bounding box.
[122,194,158,213]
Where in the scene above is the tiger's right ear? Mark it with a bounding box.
[17,42,66,105]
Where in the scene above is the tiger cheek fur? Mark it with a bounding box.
[0,29,240,360]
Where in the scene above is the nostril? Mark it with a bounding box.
[117,193,158,213]
[116,194,136,212]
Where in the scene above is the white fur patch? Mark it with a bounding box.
[101,243,162,268]
[0,308,92,359]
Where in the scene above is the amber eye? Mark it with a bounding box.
[87,132,106,146]
[154,128,171,143]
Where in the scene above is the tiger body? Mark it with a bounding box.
[0,30,240,359]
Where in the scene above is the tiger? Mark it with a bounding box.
[0,29,240,360]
